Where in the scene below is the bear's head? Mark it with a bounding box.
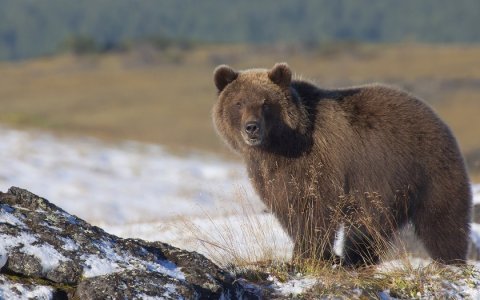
[212,63,309,154]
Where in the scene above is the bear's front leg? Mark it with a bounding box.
[291,227,337,264]
[341,225,383,267]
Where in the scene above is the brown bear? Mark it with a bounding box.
[212,63,472,266]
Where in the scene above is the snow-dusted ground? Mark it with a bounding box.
[0,126,258,225]
[0,126,291,262]
[1,126,480,298]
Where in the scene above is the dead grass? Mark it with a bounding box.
[0,43,479,176]
[299,260,480,299]
[181,188,291,267]
[185,189,480,298]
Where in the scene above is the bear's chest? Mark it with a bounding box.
[246,156,316,200]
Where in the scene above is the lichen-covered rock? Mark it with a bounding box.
[0,187,262,299]
[76,269,197,300]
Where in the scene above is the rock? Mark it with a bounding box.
[0,187,263,299]
[5,253,44,278]
[76,269,197,300]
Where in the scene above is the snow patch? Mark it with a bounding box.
[0,205,25,227]
[0,232,68,272]
[0,275,53,300]
[80,238,185,279]
[81,254,120,277]
[58,236,80,251]
[268,275,317,297]
[145,259,185,281]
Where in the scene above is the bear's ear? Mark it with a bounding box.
[268,62,292,88]
[214,65,238,92]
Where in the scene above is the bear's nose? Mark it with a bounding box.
[245,122,260,135]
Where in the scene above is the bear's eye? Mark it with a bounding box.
[236,102,242,107]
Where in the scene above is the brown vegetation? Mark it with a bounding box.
[0,43,479,177]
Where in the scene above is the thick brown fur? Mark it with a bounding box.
[212,63,472,266]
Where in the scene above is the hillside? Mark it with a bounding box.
[0,43,479,178]
[1,0,480,60]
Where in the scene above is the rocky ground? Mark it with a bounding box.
[0,187,269,299]
[2,187,480,300]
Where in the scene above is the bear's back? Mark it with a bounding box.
[292,80,464,195]
[292,80,452,152]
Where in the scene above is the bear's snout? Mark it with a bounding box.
[242,120,263,146]
[245,121,260,135]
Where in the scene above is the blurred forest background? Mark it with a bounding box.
[0,0,479,179]
[1,0,480,60]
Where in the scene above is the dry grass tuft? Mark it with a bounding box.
[181,188,292,267]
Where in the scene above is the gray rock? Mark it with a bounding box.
[0,187,263,299]
[76,269,197,300]
[5,253,44,278]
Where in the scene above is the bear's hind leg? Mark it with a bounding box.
[413,212,469,264]
[412,184,470,264]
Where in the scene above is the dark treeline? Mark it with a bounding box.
[1,0,479,60]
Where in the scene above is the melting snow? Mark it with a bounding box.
[0,205,25,227]
[81,254,120,277]
[58,236,80,251]
[80,238,185,279]
[0,232,69,272]
[0,275,53,300]
[268,275,318,297]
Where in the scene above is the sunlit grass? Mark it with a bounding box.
[0,43,479,173]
